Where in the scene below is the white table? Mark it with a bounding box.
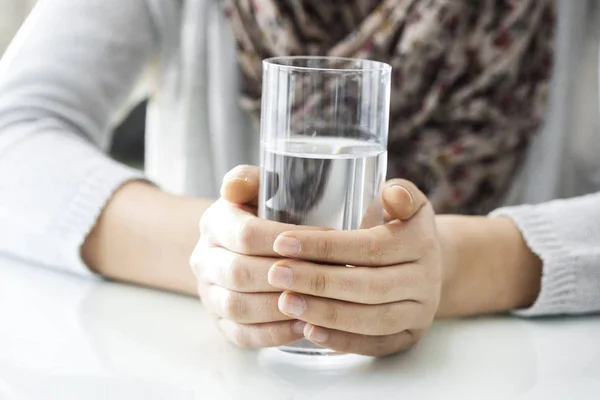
[1,256,599,400]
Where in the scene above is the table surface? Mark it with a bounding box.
[1,256,599,400]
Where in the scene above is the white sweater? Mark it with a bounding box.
[0,0,599,316]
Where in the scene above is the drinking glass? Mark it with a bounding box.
[258,56,391,355]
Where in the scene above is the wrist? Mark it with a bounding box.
[82,180,162,272]
[436,215,542,317]
[83,180,209,295]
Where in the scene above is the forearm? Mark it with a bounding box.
[436,215,542,317]
[82,181,211,296]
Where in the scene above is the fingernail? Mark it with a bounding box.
[306,324,329,343]
[383,185,413,211]
[268,265,293,288]
[292,320,306,335]
[220,172,249,197]
[278,293,306,317]
[223,171,249,184]
[273,236,300,256]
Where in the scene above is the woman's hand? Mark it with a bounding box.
[269,180,443,356]
[191,164,443,356]
[190,165,325,348]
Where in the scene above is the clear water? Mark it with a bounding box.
[259,136,387,355]
[259,136,387,230]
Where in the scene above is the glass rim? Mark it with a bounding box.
[263,56,392,73]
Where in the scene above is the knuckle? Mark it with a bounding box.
[199,201,226,239]
[418,231,438,254]
[310,272,328,295]
[237,218,258,253]
[266,325,278,345]
[229,324,251,348]
[190,246,209,280]
[316,238,335,261]
[375,305,402,335]
[227,255,252,289]
[266,325,288,346]
[190,238,210,268]
[222,292,246,321]
[367,276,394,303]
[338,274,358,297]
[189,246,201,272]
[324,300,340,325]
[199,205,214,236]
[197,284,207,304]
[365,234,384,266]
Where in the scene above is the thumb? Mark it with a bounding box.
[220,165,260,205]
[381,179,428,221]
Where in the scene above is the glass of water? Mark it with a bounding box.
[259,56,391,355]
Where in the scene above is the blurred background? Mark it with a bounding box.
[0,0,146,167]
[0,0,36,54]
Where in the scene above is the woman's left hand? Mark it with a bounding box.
[268,180,443,356]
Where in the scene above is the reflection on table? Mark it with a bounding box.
[1,256,599,400]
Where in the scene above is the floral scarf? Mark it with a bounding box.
[219,0,555,214]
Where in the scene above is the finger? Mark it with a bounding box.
[217,319,306,349]
[381,179,428,221]
[192,245,281,293]
[303,324,422,357]
[220,165,260,206]
[197,278,209,304]
[383,209,393,223]
[206,285,292,324]
[277,292,422,335]
[202,199,329,257]
[268,260,434,304]
[273,222,433,266]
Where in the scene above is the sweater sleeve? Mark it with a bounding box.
[0,0,160,276]
[490,192,600,316]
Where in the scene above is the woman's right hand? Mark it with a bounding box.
[190,165,315,348]
[192,165,447,352]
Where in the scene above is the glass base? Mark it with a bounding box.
[260,346,373,380]
[278,339,341,356]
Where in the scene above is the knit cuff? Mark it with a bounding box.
[51,158,146,277]
[489,206,578,316]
